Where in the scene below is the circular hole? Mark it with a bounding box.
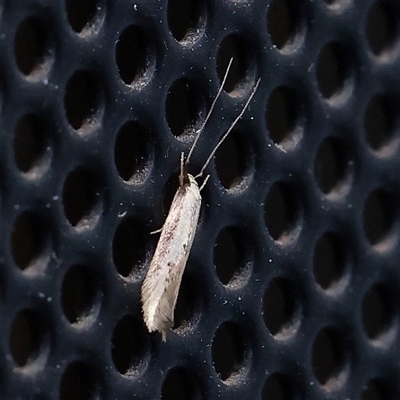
[167,0,205,42]
[165,78,205,139]
[59,361,100,400]
[61,264,99,324]
[364,94,400,152]
[65,0,102,33]
[214,129,253,189]
[316,42,351,100]
[11,212,50,272]
[111,315,147,375]
[267,0,304,51]
[311,327,348,389]
[263,277,300,338]
[114,120,152,183]
[313,232,347,290]
[115,25,153,87]
[211,321,249,383]
[13,114,49,174]
[262,373,295,400]
[64,70,102,133]
[264,182,302,243]
[14,17,52,77]
[9,309,46,367]
[362,284,394,340]
[172,274,201,334]
[366,1,400,56]
[265,86,303,148]
[314,137,350,195]
[216,34,255,93]
[363,189,397,246]
[162,367,202,400]
[112,218,148,278]
[213,227,252,287]
[62,167,102,229]
[362,378,393,400]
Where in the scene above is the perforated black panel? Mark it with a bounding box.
[0,0,399,399]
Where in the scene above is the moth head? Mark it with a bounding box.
[187,173,198,187]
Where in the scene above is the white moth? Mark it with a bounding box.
[141,59,261,341]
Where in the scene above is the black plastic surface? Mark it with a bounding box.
[0,0,399,399]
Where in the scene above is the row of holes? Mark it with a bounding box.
[12,86,400,189]
[56,363,400,399]
[14,83,400,178]
[10,268,398,345]
[13,3,400,101]
[13,0,400,79]
[11,178,398,282]
[13,33,400,144]
[15,0,400,55]
[8,299,397,398]
[9,179,399,276]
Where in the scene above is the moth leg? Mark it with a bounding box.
[199,174,210,191]
[150,226,163,235]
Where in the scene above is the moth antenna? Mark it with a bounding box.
[185,58,234,165]
[196,77,261,179]
[179,151,185,186]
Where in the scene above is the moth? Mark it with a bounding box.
[141,59,261,341]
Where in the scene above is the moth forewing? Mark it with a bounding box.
[141,174,201,341]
